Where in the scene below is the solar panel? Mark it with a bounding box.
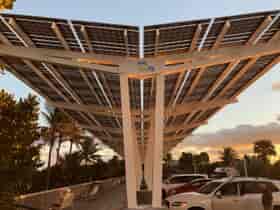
[0,13,139,56]
[144,10,280,56]
[1,10,280,154]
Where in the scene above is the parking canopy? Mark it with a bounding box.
[0,10,280,156]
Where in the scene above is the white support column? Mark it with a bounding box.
[144,140,154,190]
[132,121,143,191]
[120,74,138,208]
[134,141,142,190]
[144,116,154,191]
[152,74,165,207]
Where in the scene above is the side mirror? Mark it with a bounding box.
[216,191,222,199]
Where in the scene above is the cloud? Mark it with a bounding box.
[39,138,116,168]
[172,122,280,161]
[39,123,280,164]
[40,141,79,168]
[272,82,280,91]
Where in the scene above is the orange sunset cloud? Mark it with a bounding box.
[172,122,280,162]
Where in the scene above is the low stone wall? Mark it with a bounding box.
[16,177,124,210]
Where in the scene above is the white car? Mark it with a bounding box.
[163,174,208,198]
[166,177,280,210]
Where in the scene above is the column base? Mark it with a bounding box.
[124,208,167,210]
[137,190,152,205]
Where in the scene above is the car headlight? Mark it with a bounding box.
[171,201,188,208]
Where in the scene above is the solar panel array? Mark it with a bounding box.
[144,10,280,56]
[1,13,139,56]
[1,10,280,155]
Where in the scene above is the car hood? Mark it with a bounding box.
[166,192,210,202]
[162,183,183,191]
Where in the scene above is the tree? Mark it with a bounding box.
[219,147,238,166]
[0,90,42,209]
[61,152,83,184]
[106,155,124,178]
[42,107,68,190]
[254,140,276,163]
[79,137,101,167]
[62,121,84,154]
[193,152,210,173]
[243,155,267,177]
[0,0,16,10]
[179,152,194,172]
[164,153,173,167]
[200,152,210,164]
[270,160,280,179]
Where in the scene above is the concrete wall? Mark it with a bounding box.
[16,177,124,210]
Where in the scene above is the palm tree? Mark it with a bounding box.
[254,140,276,163]
[192,152,210,173]
[164,153,173,169]
[79,137,101,167]
[61,151,82,184]
[179,152,194,172]
[219,147,238,166]
[0,0,16,10]
[55,133,64,166]
[62,122,83,154]
[42,107,68,190]
[199,152,210,164]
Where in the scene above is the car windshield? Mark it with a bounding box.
[191,180,209,187]
[198,181,222,194]
[169,176,204,184]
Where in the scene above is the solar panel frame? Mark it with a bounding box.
[1,10,280,154]
[144,10,280,57]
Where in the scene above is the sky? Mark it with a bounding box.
[1,0,280,162]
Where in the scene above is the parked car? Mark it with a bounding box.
[166,177,280,210]
[162,174,208,199]
[210,167,239,178]
[167,178,213,197]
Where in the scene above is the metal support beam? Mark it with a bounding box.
[0,44,123,73]
[152,74,165,207]
[212,21,231,49]
[0,18,100,135]
[124,29,130,56]
[80,25,94,52]
[149,39,280,73]
[49,97,236,118]
[78,118,206,136]
[232,55,280,98]
[120,74,138,208]
[8,17,35,47]
[198,18,215,51]
[202,61,239,101]
[218,58,258,97]
[154,29,160,56]
[189,24,202,52]
[79,69,103,104]
[51,22,71,50]
[2,38,280,77]
[247,16,272,45]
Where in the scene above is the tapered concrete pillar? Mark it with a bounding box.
[120,74,138,208]
[144,144,153,190]
[152,74,165,207]
[144,117,154,191]
[134,140,142,190]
